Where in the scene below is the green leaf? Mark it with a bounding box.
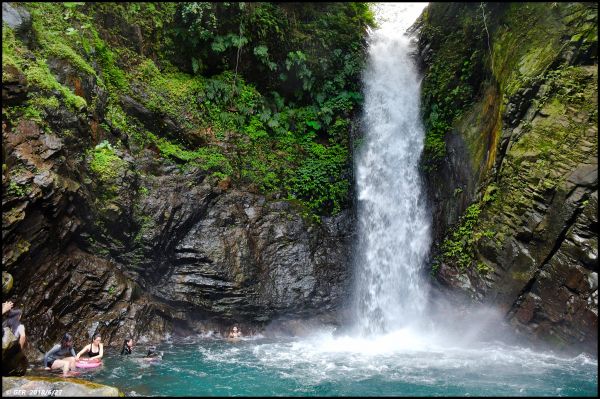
[63,2,84,8]
[306,120,321,130]
[192,57,200,74]
[253,45,269,57]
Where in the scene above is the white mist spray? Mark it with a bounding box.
[354,3,431,335]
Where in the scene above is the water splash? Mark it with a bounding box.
[89,338,598,396]
[353,2,431,334]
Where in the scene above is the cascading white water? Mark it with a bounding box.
[354,3,431,335]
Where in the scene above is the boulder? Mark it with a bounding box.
[2,272,14,296]
[2,376,123,397]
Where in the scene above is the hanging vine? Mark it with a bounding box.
[480,2,494,72]
[231,2,246,100]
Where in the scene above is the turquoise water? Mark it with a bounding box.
[72,332,597,396]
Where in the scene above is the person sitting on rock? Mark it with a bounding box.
[120,337,134,355]
[228,325,242,339]
[75,333,103,363]
[3,308,26,349]
[44,333,78,376]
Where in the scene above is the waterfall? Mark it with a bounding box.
[354,3,431,335]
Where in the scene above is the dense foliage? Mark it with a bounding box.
[171,2,375,217]
[418,3,498,171]
[175,3,373,104]
[3,2,375,220]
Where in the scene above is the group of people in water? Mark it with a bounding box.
[42,333,165,376]
[43,333,105,375]
[41,333,145,375]
[3,302,243,377]
[41,327,241,376]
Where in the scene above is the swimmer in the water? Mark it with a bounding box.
[142,346,162,362]
[120,337,134,356]
[228,325,242,340]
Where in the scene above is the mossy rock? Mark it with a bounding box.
[2,376,124,397]
[2,272,14,296]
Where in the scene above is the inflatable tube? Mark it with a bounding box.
[76,360,102,368]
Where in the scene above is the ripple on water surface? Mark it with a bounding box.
[77,332,597,397]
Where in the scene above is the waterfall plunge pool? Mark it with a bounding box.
[68,331,596,396]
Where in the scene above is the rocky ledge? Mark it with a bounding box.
[2,376,123,397]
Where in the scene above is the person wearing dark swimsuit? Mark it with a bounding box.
[121,338,134,355]
[76,333,103,362]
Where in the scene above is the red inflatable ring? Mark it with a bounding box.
[75,359,102,368]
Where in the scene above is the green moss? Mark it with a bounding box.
[2,27,24,80]
[457,63,597,273]
[420,3,596,281]
[5,238,31,265]
[29,95,61,111]
[130,62,206,136]
[139,186,149,197]
[93,31,129,92]
[511,66,596,166]
[22,2,130,97]
[21,3,100,107]
[27,59,88,111]
[492,3,576,98]
[482,184,498,204]
[511,271,531,281]
[87,141,127,191]
[44,41,97,77]
[143,131,233,178]
[421,3,596,174]
[90,2,178,67]
[105,102,130,132]
[132,213,156,246]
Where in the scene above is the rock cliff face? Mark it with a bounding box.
[2,2,355,360]
[416,3,597,354]
[3,81,353,353]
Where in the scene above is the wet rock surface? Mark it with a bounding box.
[3,101,353,350]
[417,3,598,355]
[121,167,354,329]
